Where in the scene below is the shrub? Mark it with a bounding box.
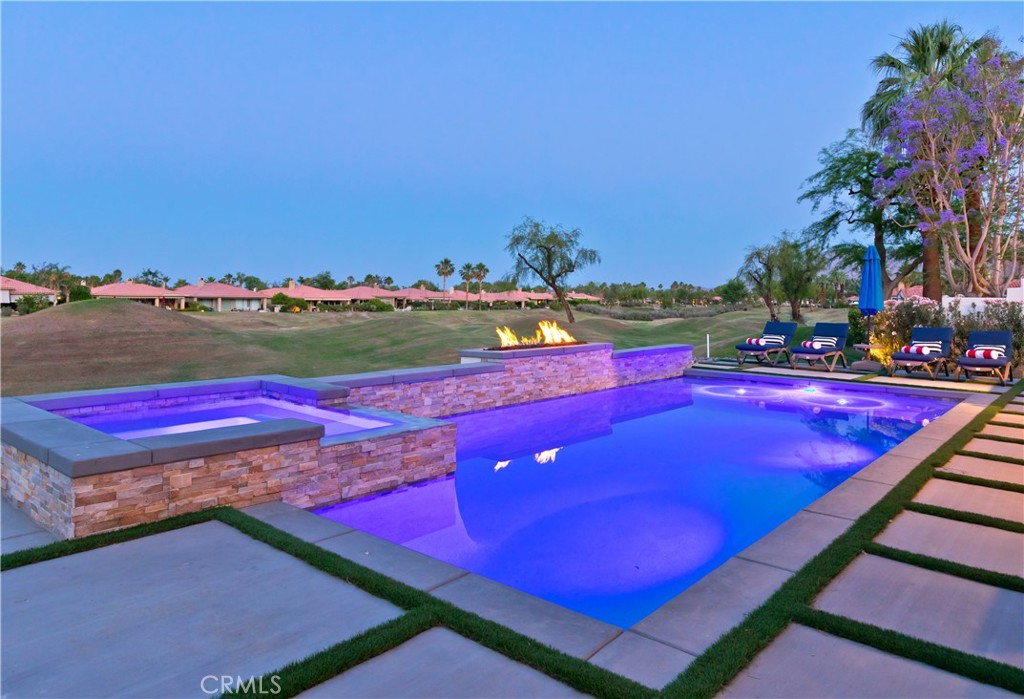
[1,307,13,317]
[67,286,92,302]
[352,299,393,312]
[270,292,307,312]
[870,298,946,366]
[181,301,213,312]
[15,294,49,315]
[847,308,867,345]
[947,300,1024,370]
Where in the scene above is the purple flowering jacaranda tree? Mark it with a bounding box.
[873,44,1024,297]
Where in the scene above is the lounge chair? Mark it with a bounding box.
[954,330,1014,386]
[888,326,953,379]
[789,322,849,372]
[735,321,798,366]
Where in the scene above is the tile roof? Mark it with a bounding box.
[0,276,58,295]
[90,282,183,298]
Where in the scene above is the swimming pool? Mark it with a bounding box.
[70,397,396,439]
[316,376,958,627]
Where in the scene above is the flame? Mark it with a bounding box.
[495,320,577,348]
[534,447,561,464]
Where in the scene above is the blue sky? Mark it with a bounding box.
[3,2,1021,288]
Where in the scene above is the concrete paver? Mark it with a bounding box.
[994,412,1024,426]
[430,573,620,659]
[940,455,1024,487]
[914,479,1024,524]
[1,521,401,698]
[980,424,1024,441]
[737,511,851,573]
[1003,403,1024,414]
[875,511,1024,577]
[239,502,353,543]
[814,555,1024,669]
[1,499,57,554]
[298,628,585,698]
[589,631,696,689]
[962,438,1024,461]
[853,454,922,485]
[632,557,792,657]
[720,624,1016,698]
[804,477,892,521]
[317,530,466,591]
[867,376,1008,393]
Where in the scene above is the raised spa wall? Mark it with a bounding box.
[1,343,693,538]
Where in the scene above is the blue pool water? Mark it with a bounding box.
[316,376,957,627]
[70,398,395,439]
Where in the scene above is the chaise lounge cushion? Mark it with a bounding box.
[891,351,946,362]
[735,342,785,352]
[957,356,1010,369]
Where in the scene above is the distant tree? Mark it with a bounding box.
[100,268,123,285]
[68,284,92,302]
[473,263,489,310]
[239,275,268,291]
[136,268,170,287]
[459,263,475,302]
[299,270,337,290]
[382,276,394,288]
[363,274,383,288]
[740,244,780,321]
[505,217,601,324]
[345,275,356,286]
[3,262,28,280]
[410,279,440,291]
[435,258,455,305]
[776,234,826,322]
[172,278,189,289]
[717,278,748,304]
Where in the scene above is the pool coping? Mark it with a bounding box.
[0,377,445,477]
[291,373,997,688]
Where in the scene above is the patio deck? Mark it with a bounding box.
[1,378,1021,697]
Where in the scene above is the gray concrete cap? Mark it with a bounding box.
[131,418,324,464]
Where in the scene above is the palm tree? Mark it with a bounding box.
[435,258,455,306]
[459,263,475,307]
[473,262,489,310]
[861,21,987,301]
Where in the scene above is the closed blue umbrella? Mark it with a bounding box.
[859,245,884,317]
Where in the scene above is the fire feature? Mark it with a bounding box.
[493,320,583,349]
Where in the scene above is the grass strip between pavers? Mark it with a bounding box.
[864,542,1024,593]
[221,608,437,699]
[933,470,1024,493]
[794,607,1024,694]
[959,450,1024,466]
[904,502,1024,534]
[215,508,655,699]
[974,433,1024,445]
[0,508,220,571]
[660,381,1024,698]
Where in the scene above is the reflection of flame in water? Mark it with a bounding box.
[496,321,577,348]
[534,448,562,464]
[494,460,510,472]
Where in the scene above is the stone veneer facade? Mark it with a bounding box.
[4,423,455,539]
[2,343,691,539]
[344,345,694,418]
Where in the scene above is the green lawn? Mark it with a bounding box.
[0,300,850,394]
